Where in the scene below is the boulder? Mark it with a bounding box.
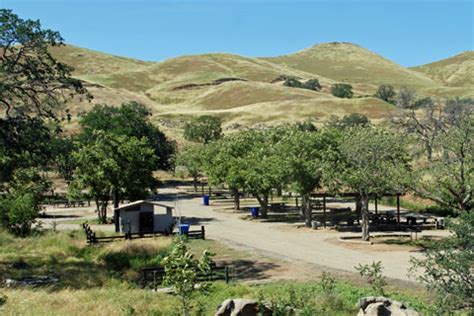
[4,276,59,287]
[215,299,271,316]
[357,296,420,316]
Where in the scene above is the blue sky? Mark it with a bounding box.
[3,0,473,66]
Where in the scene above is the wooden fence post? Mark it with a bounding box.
[323,196,327,228]
[153,271,157,291]
[397,194,401,224]
[225,266,229,284]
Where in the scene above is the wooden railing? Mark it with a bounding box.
[83,224,206,245]
[141,263,231,290]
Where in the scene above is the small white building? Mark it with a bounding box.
[113,200,175,234]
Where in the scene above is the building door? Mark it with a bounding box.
[139,212,154,233]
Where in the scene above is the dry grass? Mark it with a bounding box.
[411,51,474,87]
[49,43,470,136]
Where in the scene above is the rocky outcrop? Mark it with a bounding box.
[215,299,272,316]
[357,296,420,316]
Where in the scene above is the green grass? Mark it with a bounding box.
[0,229,436,315]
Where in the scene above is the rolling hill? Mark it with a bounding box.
[49,42,473,135]
[263,42,439,89]
[411,51,474,87]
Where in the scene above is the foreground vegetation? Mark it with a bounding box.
[0,229,432,316]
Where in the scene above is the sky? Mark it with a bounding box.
[2,0,473,66]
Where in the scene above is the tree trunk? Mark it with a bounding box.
[192,177,198,193]
[303,194,312,227]
[232,188,240,210]
[256,193,269,218]
[99,199,108,223]
[355,196,362,225]
[360,194,370,241]
[95,197,100,220]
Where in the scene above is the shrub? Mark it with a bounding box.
[375,85,396,104]
[331,83,353,98]
[0,168,50,236]
[303,78,321,91]
[355,261,387,296]
[162,239,213,315]
[283,77,304,88]
[410,212,474,314]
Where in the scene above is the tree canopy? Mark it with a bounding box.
[70,131,158,222]
[0,9,90,119]
[183,115,222,144]
[331,83,353,98]
[375,85,396,104]
[79,102,175,170]
[322,126,412,240]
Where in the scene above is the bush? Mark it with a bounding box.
[162,239,213,315]
[410,212,473,314]
[283,77,304,88]
[331,83,353,98]
[375,85,396,104]
[303,78,321,91]
[284,77,321,91]
[355,261,387,296]
[0,168,50,236]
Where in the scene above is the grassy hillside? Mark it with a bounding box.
[48,44,152,76]
[411,51,474,87]
[264,42,439,89]
[49,43,470,133]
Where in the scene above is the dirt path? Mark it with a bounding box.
[40,187,449,282]
[159,188,450,282]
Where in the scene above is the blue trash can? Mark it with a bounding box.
[203,195,210,206]
[178,224,190,235]
[251,207,259,218]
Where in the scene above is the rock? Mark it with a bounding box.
[357,296,420,316]
[215,298,271,316]
[4,276,59,287]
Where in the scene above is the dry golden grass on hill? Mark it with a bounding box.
[411,51,474,87]
[49,42,472,135]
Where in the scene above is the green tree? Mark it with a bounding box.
[331,83,353,98]
[283,77,303,88]
[204,134,254,210]
[0,168,50,236]
[410,212,473,314]
[50,136,77,185]
[162,239,213,316]
[183,115,222,144]
[79,102,175,170]
[0,9,90,119]
[374,85,396,104]
[238,129,288,217]
[282,128,340,226]
[323,127,412,241]
[0,116,53,184]
[417,115,473,213]
[303,78,322,91]
[325,113,370,130]
[71,131,158,222]
[175,144,206,192]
